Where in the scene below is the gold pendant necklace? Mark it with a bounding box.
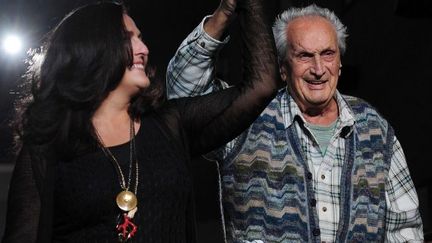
[94,119,139,241]
[116,190,138,211]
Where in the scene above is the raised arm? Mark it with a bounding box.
[205,0,237,39]
[174,0,282,155]
[166,0,237,99]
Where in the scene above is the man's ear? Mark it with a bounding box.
[280,64,288,81]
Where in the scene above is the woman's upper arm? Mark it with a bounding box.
[2,146,40,243]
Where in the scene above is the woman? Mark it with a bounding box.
[2,0,280,242]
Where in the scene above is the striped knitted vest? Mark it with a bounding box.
[221,93,393,243]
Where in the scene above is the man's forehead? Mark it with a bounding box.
[286,16,338,52]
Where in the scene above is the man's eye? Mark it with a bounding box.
[298,53,312,61]
[322,50,335,59]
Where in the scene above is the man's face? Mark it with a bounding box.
[281,16,341,112]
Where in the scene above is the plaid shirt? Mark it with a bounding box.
[167,17,423,242]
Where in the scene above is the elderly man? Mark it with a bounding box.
[167,1,424,242]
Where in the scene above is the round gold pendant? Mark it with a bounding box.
[116,190,138,212]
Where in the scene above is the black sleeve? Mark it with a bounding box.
[1,146,40,243]
[173,0,282,156]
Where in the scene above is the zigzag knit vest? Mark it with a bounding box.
[221,93,394,243]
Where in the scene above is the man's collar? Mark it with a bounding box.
[281,89,355,130]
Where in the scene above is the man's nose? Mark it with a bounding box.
[310,55,325,77]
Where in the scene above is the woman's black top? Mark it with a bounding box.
[52,114,196,242]
[2,0,280,242]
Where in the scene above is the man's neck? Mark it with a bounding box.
[301,98,339,126]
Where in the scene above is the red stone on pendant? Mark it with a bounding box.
[116,213,138,241]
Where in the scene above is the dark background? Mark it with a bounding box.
[0,0,431,241]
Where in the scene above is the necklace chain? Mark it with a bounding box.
[94,119,139,195]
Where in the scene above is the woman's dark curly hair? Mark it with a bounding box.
[14,1,164,159]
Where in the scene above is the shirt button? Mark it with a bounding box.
[306,172,313,180]
[322,207,327,212]
[313,228,320,236]
[321,174,325,180]
[310,199,316,207]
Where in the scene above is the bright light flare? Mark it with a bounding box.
[2,34,23,55]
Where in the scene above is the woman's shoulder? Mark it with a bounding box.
[140,101,182,136]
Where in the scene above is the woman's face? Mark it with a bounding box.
[118,14,150,95]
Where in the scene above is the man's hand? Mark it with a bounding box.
[218,0,237,17]
[204,0,238,40]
